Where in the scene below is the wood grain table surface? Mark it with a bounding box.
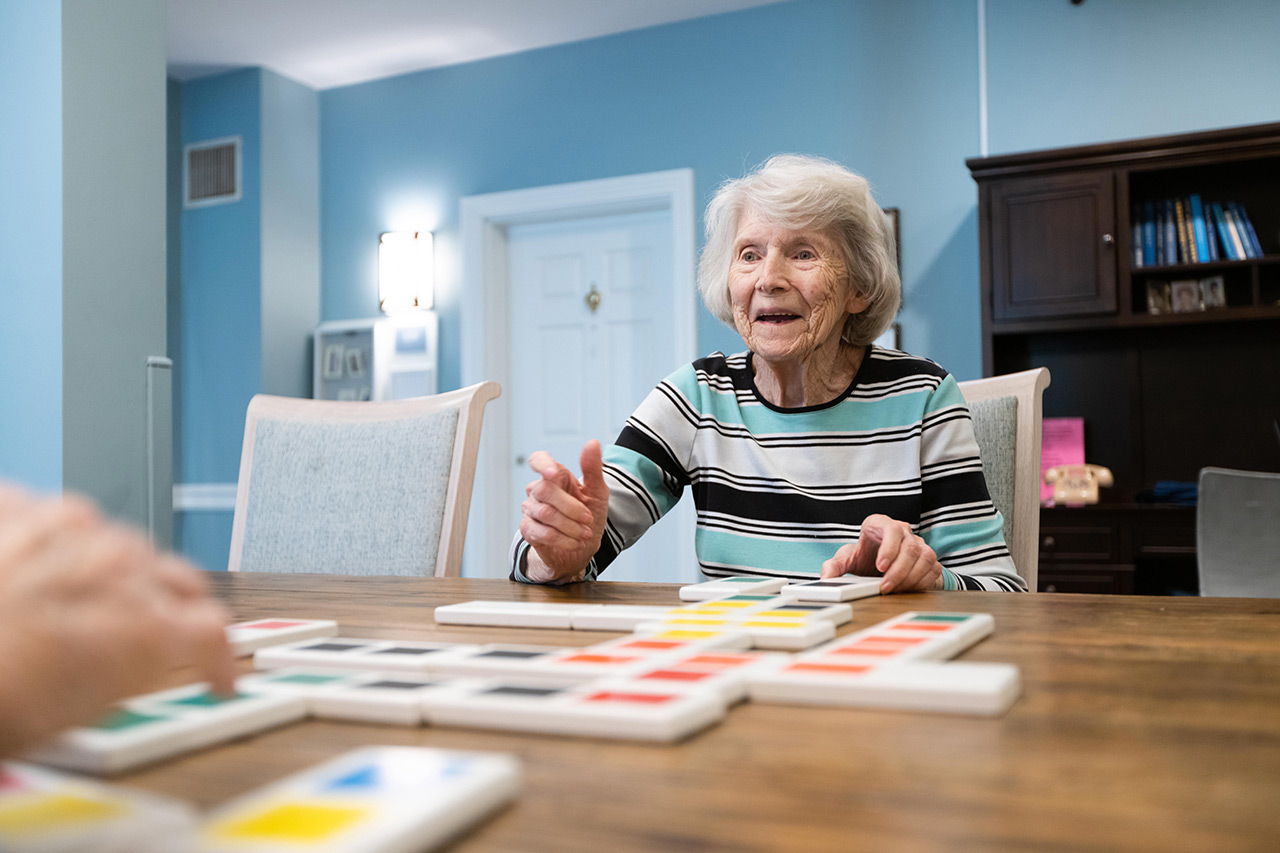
[118,574,1280,852]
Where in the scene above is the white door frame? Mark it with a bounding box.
[460,168,698,578]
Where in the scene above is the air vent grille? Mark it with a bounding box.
[184,137,241,207]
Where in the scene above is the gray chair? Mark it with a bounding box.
[957,367,1052,592]
[1197,467,1280,597]
[228,381,500,577]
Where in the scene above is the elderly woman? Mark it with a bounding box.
[511,155,1026,593]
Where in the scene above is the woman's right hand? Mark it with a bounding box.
[520,440,610,583]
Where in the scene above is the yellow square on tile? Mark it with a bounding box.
[211,802,369,841]
[0,793,124,835]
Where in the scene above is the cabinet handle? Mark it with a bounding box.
[1102,233,1115,247]
[1042,535,1056,550]
[1045,584,1058,593]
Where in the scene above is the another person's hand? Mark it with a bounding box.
[0,485,235,757]
[819,513,944,593]
[520,440,609,584]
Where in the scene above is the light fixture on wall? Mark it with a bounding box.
[378,231,433,312]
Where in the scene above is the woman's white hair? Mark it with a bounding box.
[698,154,900,346]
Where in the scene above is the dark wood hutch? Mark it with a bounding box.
[968,122,1280,594]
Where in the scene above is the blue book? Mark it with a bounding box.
[1230,202,1265,258]
[1203,202,1219,262]
[1188,194,1210,262]
[1222,206,1251,259]
[1131,209,1144,267]
[1210,203,1238,261]
[1164,200,1178,265]
[1155,203,1166,265]
[1142,202,1157,267]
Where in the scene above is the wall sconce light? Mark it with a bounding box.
[378,231,433,312]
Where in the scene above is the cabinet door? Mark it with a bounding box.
[990,170,1117,321]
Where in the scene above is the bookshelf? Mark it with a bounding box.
[968,122,1280,594]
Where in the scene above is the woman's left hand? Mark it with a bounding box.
[820,514,944,594]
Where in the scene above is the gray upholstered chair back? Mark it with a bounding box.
[967,395,1018,551]
[956,368,1051,592]
[1197,467,1280,597]
[229,382,500,577]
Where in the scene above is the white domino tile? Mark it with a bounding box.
[30,684,307,776]
[779,576,884,602]
[432,600,585,629]
[679,577,788,601]
[748,658,1021,716]
[424,679,726,742]
[619,650,789,704]
[310,675,474,727]
[0,761,199,851]
[636,616,834,652]
[196,746,520,853]
[568,605,675,631]
[422,644,571,680]
[803,612,995,663]
[253,638,475,674]
[226,618,339,657]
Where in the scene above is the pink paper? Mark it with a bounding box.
[1040,417,1085,506]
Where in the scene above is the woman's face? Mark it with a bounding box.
[728,208,866,365]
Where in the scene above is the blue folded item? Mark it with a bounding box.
[1136,481,1198,506]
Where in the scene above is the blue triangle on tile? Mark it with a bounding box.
[326,765,380,790]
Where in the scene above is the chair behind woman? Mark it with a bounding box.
[229,381,500,577]
[957,367,1051,592]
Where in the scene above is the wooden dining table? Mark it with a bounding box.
[120,573,1280,852]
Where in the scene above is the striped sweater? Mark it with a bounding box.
[513,347,1027,592]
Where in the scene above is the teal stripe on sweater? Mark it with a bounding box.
[695,528,839,575]
[603,445,682,516]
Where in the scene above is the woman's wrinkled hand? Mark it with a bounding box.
[819,513,944,594]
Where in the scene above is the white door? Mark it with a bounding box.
[507,208,693,582]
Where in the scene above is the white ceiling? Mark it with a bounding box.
[167,0,789,90]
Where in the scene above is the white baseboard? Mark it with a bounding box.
[173,483,237,511]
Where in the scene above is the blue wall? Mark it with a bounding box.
[320,0,886,385]
[987,0,1280,155]
[0,0,63,492]
[175,69,263,569]
[178,69,263,486]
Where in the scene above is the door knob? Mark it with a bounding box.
[584,285,602,313]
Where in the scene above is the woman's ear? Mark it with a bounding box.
[845,288,869,315]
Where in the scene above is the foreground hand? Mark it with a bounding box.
[520,441,610,583]
[820,513,944,594]
[0,485,235,756]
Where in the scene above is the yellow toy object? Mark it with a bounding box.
[1044,464,1114,507]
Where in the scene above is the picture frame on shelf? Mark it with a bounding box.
[1170,279,1202,313]
[1200,275,1226,309]
[322,344,345,379]
[882,207,901,276]
[1145,280,1171,315]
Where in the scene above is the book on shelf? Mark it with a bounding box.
[1188,194,1211,262]
[1132,212,1144,267]
[1142,201,1157,267]
[1174,197,1193,264]
[1222,206,1250,259]
[1164,199,1178,265]
[1229,202,1264,258]
[1210,203,1239,261]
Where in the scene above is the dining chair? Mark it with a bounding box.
[228,381,501,577]
[1197,467,1280,597]
[956,367,1052,592]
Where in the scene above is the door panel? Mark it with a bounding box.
[508,209,692,583]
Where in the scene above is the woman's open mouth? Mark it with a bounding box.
[756,312,800,325]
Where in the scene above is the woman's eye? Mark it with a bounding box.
[797,250,815,260]
[740,250,759,262]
